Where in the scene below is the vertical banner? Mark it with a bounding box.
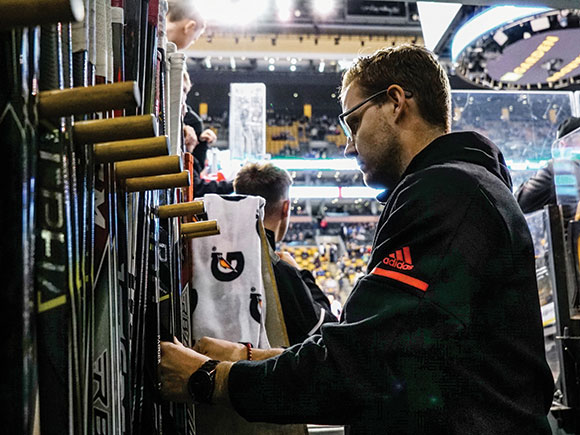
[228,82,266,161]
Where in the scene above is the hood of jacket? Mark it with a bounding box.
[377,131,512,202]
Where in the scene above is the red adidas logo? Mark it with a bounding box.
[382,246,414,270]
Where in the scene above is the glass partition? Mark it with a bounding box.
[551,126,580,215]
[525,210,559,383]
[451,90,575,190]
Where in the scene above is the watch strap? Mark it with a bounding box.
[188,359,220,404]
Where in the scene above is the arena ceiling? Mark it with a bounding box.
[185,0,580,90]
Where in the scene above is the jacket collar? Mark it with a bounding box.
[376,131,511,203]
[265,228,276,250]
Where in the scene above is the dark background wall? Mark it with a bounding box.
[187,69,345,119]
[186,68,484,120]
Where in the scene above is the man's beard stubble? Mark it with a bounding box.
[363,125,404,191]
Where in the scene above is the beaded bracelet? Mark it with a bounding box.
[239,342,252,360]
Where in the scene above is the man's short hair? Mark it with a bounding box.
[557,116,580,139]
[234,162,293,216]
[167,0,206,38]
[341,44,451,132]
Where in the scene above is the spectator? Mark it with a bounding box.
[515,116,580,222]
[182,70,233,196]
[166,0,206,50]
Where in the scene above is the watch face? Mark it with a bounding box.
[188,360,218,403]
[188,370,211,402]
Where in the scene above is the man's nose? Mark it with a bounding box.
[344,137,357,158]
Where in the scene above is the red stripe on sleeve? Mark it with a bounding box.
[371,267,429,292]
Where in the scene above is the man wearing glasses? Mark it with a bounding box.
[159,44,554,434]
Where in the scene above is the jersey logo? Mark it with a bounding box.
[372,246,429,292]
[211,251,245,282]
[382,246,414,270]
[249,288,262,323]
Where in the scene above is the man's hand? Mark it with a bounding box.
[277,251,301,269]
[199,128,217,145]
[193,336,247,362]
[159,338,210,403]
[184,125,198,153]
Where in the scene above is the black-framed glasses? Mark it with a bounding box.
[338,87,413,141]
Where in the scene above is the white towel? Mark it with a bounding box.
[189,194,270,348]
[190,194,307,435]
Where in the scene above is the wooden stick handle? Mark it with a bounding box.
[38,81,140,118]
[181,228,221,240]
[157,201,205,218]
[115,155,182,179]
[181,220,220,238]
[124,170,190,192]
[73,114,158,144]
[0,0,84,26]
[94,136,169,163]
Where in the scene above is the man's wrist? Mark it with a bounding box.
[238,342,253,360]
[251,347,285,361]
[212,361,234,406]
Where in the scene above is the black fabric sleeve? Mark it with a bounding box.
[299,269,337,323]
[514,161,555,213]
[273,261,335,345]
[192,165,234,197]
[184,106,204,137]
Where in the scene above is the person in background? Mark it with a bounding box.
[165,1,233,195]
[159,44,553,434]
[166,0,206,51]
[182,69,233,195]
[515,116,580,222]
[234,162,337,344]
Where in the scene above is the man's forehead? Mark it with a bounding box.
[341,82,362,110]
[341,80,366,112]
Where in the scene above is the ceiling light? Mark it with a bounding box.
[313,0,335,17]
[290,65,297,71]
[530,16,550,32]
[492,30,508,46]
[198,0,269,26]
[277,0,293,21]
[268,64,275,71]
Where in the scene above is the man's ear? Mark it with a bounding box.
[387,85,408,120]
[184,19,196,35]
[281,199,290,218]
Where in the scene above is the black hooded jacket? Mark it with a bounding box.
[265,229,338,345]
[228,132,554,434]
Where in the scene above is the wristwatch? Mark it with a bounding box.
[187,359,220,404]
